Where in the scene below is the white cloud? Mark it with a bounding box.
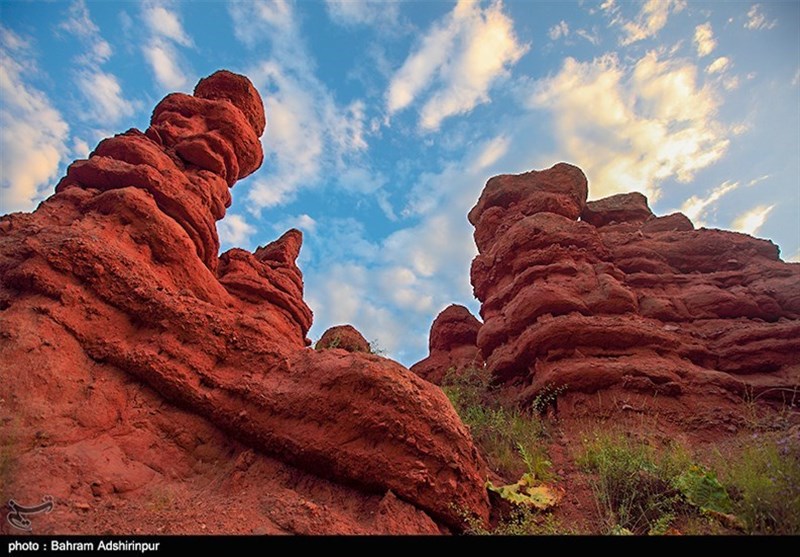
[300,135,498,363]
[293,214,317,233]
[549,20,569,41]
[747,175,770,187]
[744,4,777,31]
[731,123,749,135]
[143,42,188,90]
[680,180,739,227]
[142,5,192,46]
[386,0,528,131]
[77,70,136,123]
[71,137,90,159]
[337,165,386,194]
[722,76,739,91]
[731,204,775,236]
[787,249,800,263]
[529,50,730,201]
[0,28,69,213]
[617,0,686,46]
[378,266,434,313]
[246,60,369,208]
[575,27,600,45]
[706,56,730,74]
[304,204,478,362]
[217,213,256,249]
[600,0,617,12]
[59,1,136,124]
[324,0,400,28]
[229,0,296,51]
[141,2,192,90]
[385,15,459,114]
[306,262,412,356]
[228,3,374,211]
[469,134,510,173]
[693,23,716,57]
[59,0,111,64]
[270,214,318,240]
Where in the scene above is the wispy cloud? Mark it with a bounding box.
[529,50,730,201]
[549,20,569,41]
[693,23,716,57]
[747,174,771,187]
[0,27,69,212]
[706,56,730,74]
[302,133,508,362]
[60,0,136,124]
[142,44,187,90]
[680,180,739,227]
[228,1,375,211]
[217,213,256,249]
[76,71,136,124]
[59,0,112,65]
[744,4,777,31]
[469,134,510,173]
[575,27,601,45]
[142,4,192,46]
[615,0,686,46]
[386,0,528,131]
[141,1,193,90]
[731,204,775,235]
[324,0,401,29]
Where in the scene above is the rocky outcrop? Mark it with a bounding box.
[0,71,490,533]
[411,305,483,385]
[467,163,800,412]
[315,324,371,353]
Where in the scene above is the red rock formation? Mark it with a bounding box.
[468,163,800,416]
[0,71,489,533]
[315,324,371,353]
[411,305,484,385]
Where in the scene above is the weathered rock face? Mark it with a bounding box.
[315,324,371,353]
[0,71,489,534]
[468,163,800,413]
[411,305,484,385]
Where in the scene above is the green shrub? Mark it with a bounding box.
[578,427,800,535]
[720,432,800,534]
[442,366,550,480]
[577,430,696,534]
[673,465,732,514]
[578,431,666,533]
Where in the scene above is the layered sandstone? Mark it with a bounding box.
[465,163,800,412]
[411,305,484,385]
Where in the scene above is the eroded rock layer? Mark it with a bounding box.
[0,71,489,533]
[467,163,800,408]
[411,305,484,385]
[315,324,371,353]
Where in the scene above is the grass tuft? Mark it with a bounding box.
[442,365,551,480]
[719,430,800,534]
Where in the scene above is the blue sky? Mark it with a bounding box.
[1,0,798,365]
